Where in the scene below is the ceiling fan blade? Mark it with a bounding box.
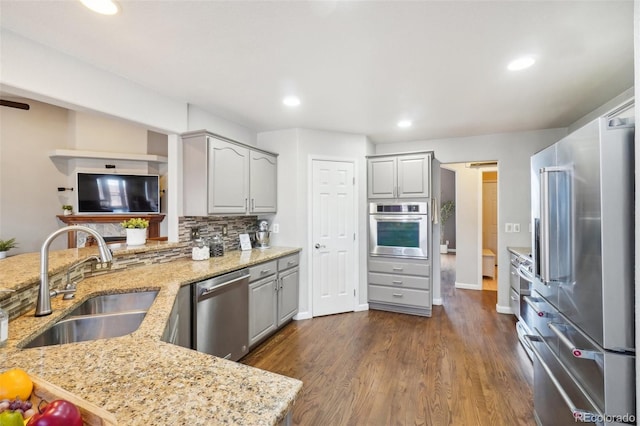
[0,100,30,110]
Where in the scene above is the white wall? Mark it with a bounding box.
[187,104,257,147]
[258,128,370,318]
[634,0,639,415]
[0,99,71,253]
[375,128,566,312]
[1,30,187,134]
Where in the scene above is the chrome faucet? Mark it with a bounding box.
[36,226,113,317]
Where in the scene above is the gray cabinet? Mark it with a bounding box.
[367,153,431,199]
[249,275,278,347]
[367,256,432,316]
[182,131,277,216]
[248,253,299,348]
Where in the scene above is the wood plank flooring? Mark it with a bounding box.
[241,255,534,425]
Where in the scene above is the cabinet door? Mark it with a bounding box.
[277,268,299,327]
[249,277,278,347]
[397,153,431,198]
[367,157,397,199]
[249,151,277,213]
[208,137,249,214]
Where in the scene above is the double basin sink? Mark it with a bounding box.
[23,290,158,349]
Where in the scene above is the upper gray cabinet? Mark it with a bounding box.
[367,153,431,199]
[182,131,278,216]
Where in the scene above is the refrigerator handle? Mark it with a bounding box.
[548,322,598,360]
[539,168,551,284]
[524,335,603,421]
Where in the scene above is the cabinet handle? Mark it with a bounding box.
[392,280,403,285]
[261,269,272,275]
[392,267,404,272]
[245,198,248,211]
[251,198,255,211]
[392,293,403,297]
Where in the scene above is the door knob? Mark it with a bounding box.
[314,243,326,249]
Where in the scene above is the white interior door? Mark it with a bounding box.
[311,159,356,317]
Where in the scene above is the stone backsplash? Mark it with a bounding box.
[179,216,258,252]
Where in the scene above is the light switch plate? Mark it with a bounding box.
[505,223,513,233]
[272,223,280,233]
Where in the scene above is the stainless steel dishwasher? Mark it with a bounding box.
[194,268,250,361]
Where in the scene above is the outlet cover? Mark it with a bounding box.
[513,223,521,232]
[272,223,280,233]
[505,223,513,233]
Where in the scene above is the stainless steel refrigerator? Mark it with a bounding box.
[527,105,635,426]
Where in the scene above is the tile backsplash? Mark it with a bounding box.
[179,216,258,251]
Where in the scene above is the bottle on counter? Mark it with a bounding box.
[209,234,224,257]
[192,238,210,261]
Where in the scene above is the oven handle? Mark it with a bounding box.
[524,334,603,421]
[516,265,533,282]
[372,216,425,222]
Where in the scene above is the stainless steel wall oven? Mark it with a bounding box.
[369,201,429,259]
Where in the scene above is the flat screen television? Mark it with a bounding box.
[76,173,160,214]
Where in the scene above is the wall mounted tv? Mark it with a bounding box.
[76,173,160,214]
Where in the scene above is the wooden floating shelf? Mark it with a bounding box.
[49,149,168,163]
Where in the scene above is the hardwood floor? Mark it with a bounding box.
[242,255,534,425]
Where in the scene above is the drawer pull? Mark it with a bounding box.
[287,260,295,265]
[523,295,552,318]
[392,267,404,272]
[261,269,272,275]
[392,280,403,285]
[510,295,518,302]
[548,322,599,360]
[392,293,403,297]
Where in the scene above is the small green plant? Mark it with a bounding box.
[62,205,73,211]
[121,218,149,229]
[440,200,455,244]
[0,238,18,252]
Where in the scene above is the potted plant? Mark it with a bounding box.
[0,238,17,259]
[121,218,149,246]
[62,205,73,215]
[440,200,455,254]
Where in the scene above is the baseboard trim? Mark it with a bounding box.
[294,311,312,320]
[455,282,482,291]
[354,303,369,312]
[496,304,513,315]
[432,297,443,305]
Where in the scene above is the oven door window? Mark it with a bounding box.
[377,222,420,248]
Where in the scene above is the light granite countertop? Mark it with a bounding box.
[507,246,532,260]
[1,246,303,425]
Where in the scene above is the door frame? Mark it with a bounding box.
[307,155,360,317]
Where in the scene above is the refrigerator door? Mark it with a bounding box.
[555,117,635,352]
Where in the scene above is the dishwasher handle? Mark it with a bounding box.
[197,270,250,301]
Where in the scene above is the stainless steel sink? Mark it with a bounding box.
[23,311,148,348]
[22,290,159,349]
[67,290,158,316]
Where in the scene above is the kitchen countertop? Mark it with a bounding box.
[1,246,303,425]
[507,246,531,259]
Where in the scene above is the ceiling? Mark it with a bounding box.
[0,0,634,143]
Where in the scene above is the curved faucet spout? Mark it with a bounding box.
[36,225,113,317]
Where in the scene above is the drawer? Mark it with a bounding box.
[509,287,519,319]
[368,285,431,308]
[368,259,429,276]
[368,272,430,290]
[277,253,300,271]
[248,260,277,282]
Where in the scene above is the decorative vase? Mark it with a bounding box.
[0,252,6,259]
[63,210,72,216]
[126,228,147,246]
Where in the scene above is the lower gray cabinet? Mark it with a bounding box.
[249,276,278,347]
[278,267,299,326]
[249,253,300,349]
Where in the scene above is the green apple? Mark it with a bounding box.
[0,410,24,426]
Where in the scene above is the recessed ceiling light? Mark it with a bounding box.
[397,120,412,129]
[507,56,535,71]
[282,96,301,107]
[80,0,119,15]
